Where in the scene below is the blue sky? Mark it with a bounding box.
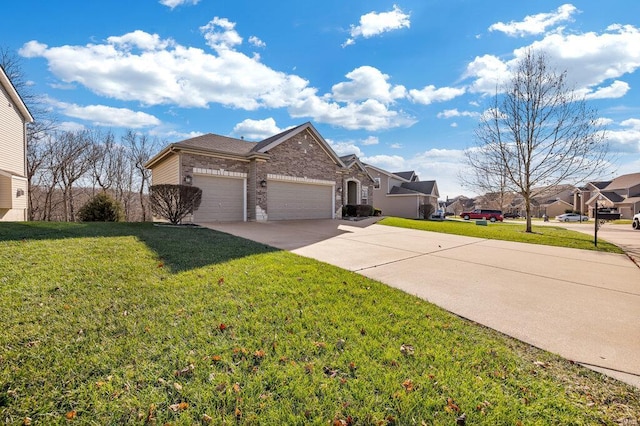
[3,0,640,198]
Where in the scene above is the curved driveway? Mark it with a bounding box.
[202,219,640,388]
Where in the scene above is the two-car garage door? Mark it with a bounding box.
[191,175,334,222]
[192,175,245,222]
[267,180,333,220]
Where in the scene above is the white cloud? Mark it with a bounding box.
[605,118,640,153]
[409,85,466,105]
[344,4,410,47]
[362,154,407,171]
[200,17,243,51]
[437,109,480,119]
[489,3,577,37]
[327,140,364,157]
[52,100,161,128]
[331,66,406,104]
[21,23,416,132]
[232,118,283,140]
[465,24,640,100]
[585,80,630,100]
[107,30,173,50]
[248,36,266,48]
[159,0,200,9]
[57,121,86,132]
[361,136,379,146]
[390,143,402,149]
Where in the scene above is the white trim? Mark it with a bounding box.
[267,174,334,186]
[345,178,361,204]
[243,178,247,222]
[193,167,247,178]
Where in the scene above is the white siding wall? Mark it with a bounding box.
[151,155,180,185]
[0,84,25,176]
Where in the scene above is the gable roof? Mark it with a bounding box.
[602,172,640,191]
[146,122,346,169]
[363,164,411,182]
[252,122,345,167]
[400,181,438,197]
[393,171,417,181]
[0,65,34,123]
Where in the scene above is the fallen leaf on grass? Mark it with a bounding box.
[218,277,224,285]
[400,344,414,356]
[218,323,227,331]
[174,364,194,377]
[446,397,460,413]
[202,414,213,423]
[169,402,188,412]
[402,379,414,392]
[65,410,77,420]
[232,382,241,393]
[22,418,31,425]
[173,382,183,391]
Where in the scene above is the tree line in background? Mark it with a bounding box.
[2,47,162,222]
[27,129,159,221]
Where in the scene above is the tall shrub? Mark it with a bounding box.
[149,184,202,225]
[78,192,124,222]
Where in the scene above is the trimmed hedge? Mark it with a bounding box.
[78,193,124,222]
[342,204,375,218]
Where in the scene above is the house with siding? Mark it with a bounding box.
[578,173,640,219]
[364,164,439,219]
[0,66,34,221]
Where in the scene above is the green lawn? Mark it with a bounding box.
[0,222,638,424]
[379,217,624,253]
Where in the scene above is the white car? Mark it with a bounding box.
[633,212,640,230]
[555,213,589,222]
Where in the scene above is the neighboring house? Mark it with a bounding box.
[445,196,475,216]
[0,66,34,222]
[364,164,439,218]
[580,173,640,219]
[145,122,376,222]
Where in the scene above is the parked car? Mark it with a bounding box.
[555,213,589,222]
[503,212,520,219]
[633,211,640,230]
[460,209,503,222]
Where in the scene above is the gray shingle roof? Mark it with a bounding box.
[600,191,625,203]
[393,171,416,181]
[400,181,436,195]
[175,133,256,155]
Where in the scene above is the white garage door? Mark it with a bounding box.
[192,175,245,222]
[268,180,333,220]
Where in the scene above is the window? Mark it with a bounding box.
[373,177,381,189]
[361,186,369,202]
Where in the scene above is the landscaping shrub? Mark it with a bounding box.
[356,204,374,217]
[149,184,202,225]
[342,204,357,217]
[374,208,382,216]
[77,192,123,222]
[418,203,435,220]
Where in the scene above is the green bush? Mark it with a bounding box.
[78,193,124,222]
[356,204,374,217]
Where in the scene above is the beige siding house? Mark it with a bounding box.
[146,122,376,222]
[364,165,439,219]
[0,66,34,221]
[579,173,640,219]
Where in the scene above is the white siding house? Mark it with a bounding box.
[0,66,34,221]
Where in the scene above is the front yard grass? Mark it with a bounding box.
[380,217,624,253]
[0,222,638,424]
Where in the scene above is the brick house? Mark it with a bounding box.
[145,122,376,222]
[0,66,34,222]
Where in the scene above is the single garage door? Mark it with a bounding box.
[268,180,333,220]
[192,175,245,222]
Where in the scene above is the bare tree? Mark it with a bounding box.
[465,49,609,232]
[56,130,97,221]
[123,130,159,221]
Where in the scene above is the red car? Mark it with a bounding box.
[460,209,504,222]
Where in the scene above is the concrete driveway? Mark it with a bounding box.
[202,219,640,387]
